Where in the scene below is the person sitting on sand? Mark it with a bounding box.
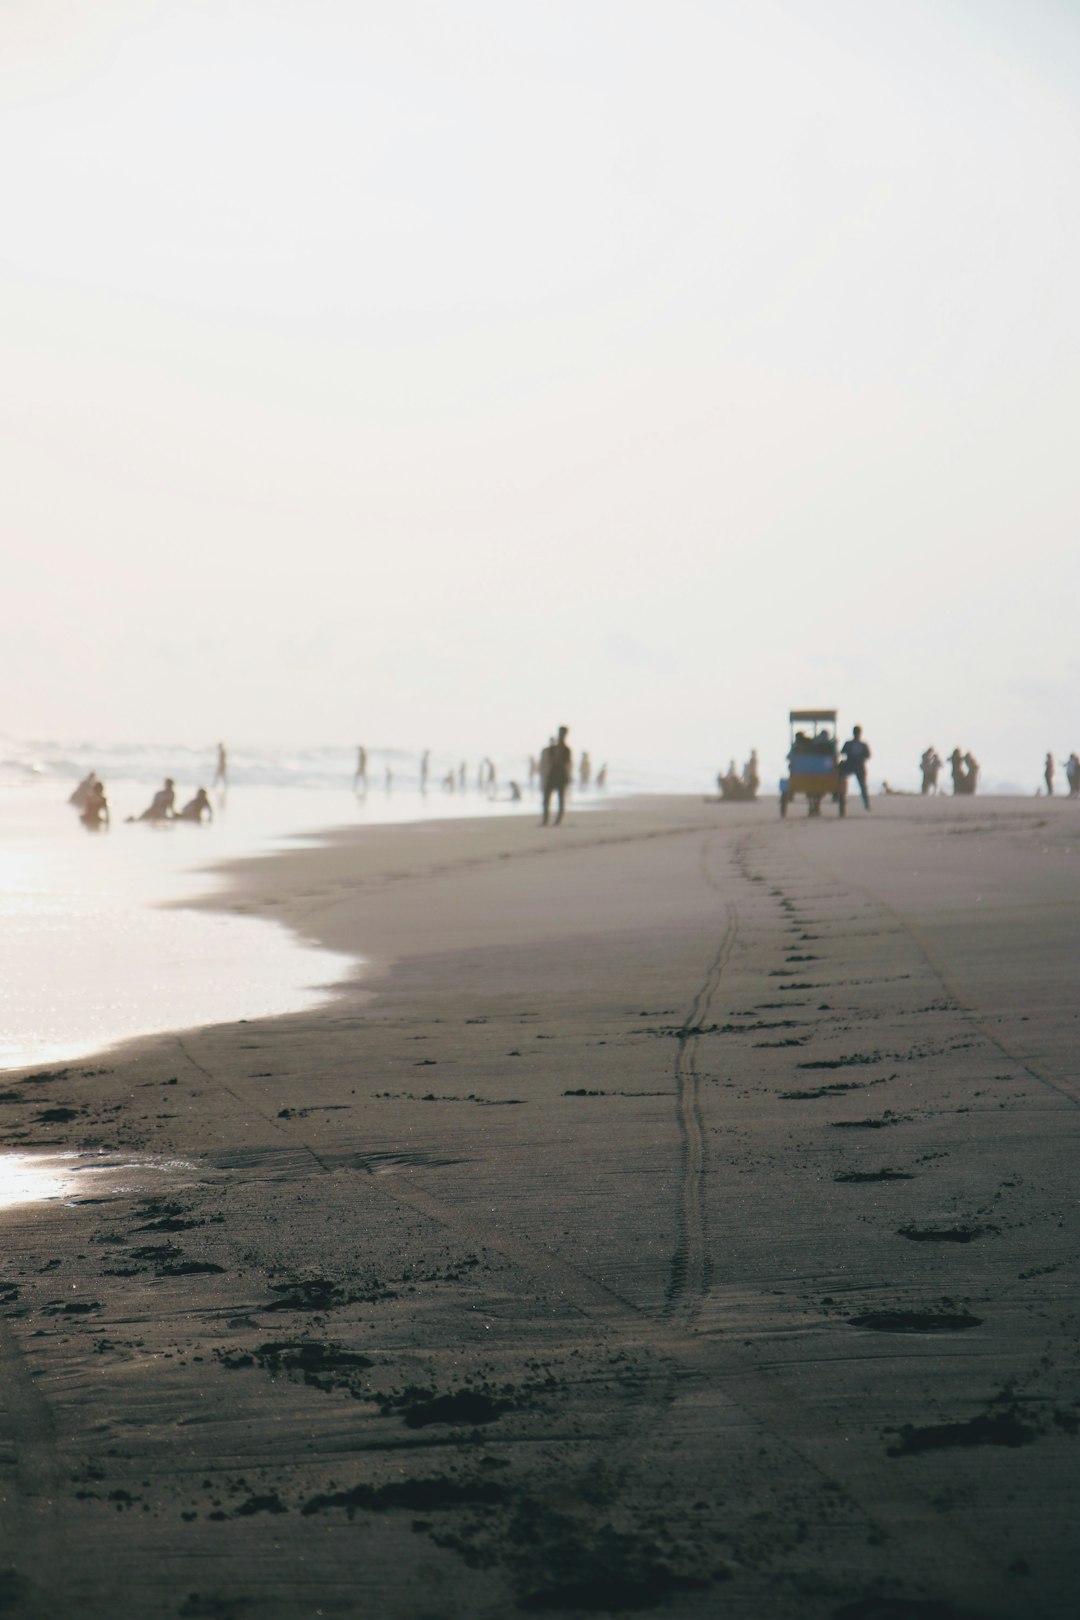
[540,726,572,827]
[69,771,100,809]
[129,778,176,822]
[176,787,213,823]
[79,779,110,831]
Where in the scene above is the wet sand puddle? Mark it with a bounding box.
[0,1150,196,1210]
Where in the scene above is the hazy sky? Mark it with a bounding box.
[4,0,1078,782]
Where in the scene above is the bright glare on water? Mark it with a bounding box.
[0,781,380,1072]
[0,1151,194,1209]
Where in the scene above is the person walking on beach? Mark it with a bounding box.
[540,726,572,826]
[839,725,871,811]
[1044,753,1055,796]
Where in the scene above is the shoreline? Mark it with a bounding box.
[0,793,1077,1617]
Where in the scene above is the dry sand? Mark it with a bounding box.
[1,794,1078,1619]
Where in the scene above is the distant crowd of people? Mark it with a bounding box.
[349,741,606,808]
[69,731,1080,836]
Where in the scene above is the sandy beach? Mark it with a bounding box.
[1,793,1077,1619]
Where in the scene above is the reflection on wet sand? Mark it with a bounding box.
[0,1151,193,1210]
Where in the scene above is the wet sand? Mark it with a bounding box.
[1,795,1078,1619]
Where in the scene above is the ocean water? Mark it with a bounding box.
[0,737,677,1074]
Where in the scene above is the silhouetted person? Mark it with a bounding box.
[176,787,213,823]
[528,755,539,788]
[420,750,430,792]
[743,750,759,793]
[458,761,467,791]
[69,771,100,809]
[540,726,572,826]
[595,763,607,788]
[508,780,522,801]
[1045,753,1055,796]
[920,748,941,795]
[130,778,176,822]
[442,769,455,792]
[79,780,109,831]
[840,725,871,810]
[385,766,393,792]
[213,742,227,789]
[579,752,591,789]
[949,749,979,795]
[353,746,367,791]
[1066,753,1080,798]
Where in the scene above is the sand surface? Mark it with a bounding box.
[1,794,1077,1619]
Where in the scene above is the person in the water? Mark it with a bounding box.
[129,778,176,822]
[176,787,213,823]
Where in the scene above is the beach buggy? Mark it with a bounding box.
[780,710,846,817]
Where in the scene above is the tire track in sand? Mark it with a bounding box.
[663,836,739,1322]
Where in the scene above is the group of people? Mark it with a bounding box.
[1043,753,1080,797]
[717,751,760,800]
[351,745,604,803]
[68,772,110,830]
[68,772,215,831]
[127,779,215,824]
[918,748,980,796]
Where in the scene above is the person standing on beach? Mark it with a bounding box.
[420,750,430,793]
[354,746,367,791]
[1044,753,1054,796]
[840,725,872,810]
[920,748,941,795]
[540,726,572,826]
[213,742,227,790]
